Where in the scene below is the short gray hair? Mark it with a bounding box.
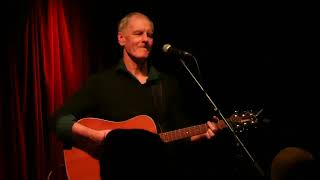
[118,12,154,33]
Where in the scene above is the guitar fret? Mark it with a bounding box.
[160,124,208,142]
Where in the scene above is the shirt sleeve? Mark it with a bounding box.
[55,114,77,148]
[49,75,100,148]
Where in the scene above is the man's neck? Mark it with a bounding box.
[123,56,148,84]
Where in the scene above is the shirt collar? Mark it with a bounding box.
[115,58,160,81]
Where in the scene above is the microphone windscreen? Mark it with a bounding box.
[162,44,171,53]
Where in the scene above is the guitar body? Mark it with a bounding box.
[63,115,157,180]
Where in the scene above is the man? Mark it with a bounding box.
[51,12,221,179]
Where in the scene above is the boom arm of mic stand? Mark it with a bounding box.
[178,57,265,178]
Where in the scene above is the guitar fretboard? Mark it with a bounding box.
[159,124,208,142]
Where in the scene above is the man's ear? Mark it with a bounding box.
[118,32,125,46]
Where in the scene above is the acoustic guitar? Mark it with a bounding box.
[64,112,258,180]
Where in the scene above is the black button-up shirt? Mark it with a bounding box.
[52,59,193,146]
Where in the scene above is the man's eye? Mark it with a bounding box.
[134,32,143,35]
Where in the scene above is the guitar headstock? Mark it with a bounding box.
[228,110,260,133]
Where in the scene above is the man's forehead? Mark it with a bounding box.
[127,16,153,31]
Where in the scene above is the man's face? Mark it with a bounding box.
[118,15,154,62]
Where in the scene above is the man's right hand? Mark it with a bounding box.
[72,122,111,144]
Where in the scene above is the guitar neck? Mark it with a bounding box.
[159,123,208,143]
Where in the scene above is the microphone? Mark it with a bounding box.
[162,44,193,57]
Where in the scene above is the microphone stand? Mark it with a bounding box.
[178,57,266,179]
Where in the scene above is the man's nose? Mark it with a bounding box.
[141,33,148,41]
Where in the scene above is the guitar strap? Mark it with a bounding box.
[151,80,166,132]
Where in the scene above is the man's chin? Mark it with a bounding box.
[129,52,150,62]
[132,56,148,64]
[136,54,149,60]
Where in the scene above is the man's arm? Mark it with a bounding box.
[50,74,105,148]
[53,113,110,157]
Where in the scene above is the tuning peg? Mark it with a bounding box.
[255,108,264,117]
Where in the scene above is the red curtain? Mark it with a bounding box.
[2,0,89,179]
